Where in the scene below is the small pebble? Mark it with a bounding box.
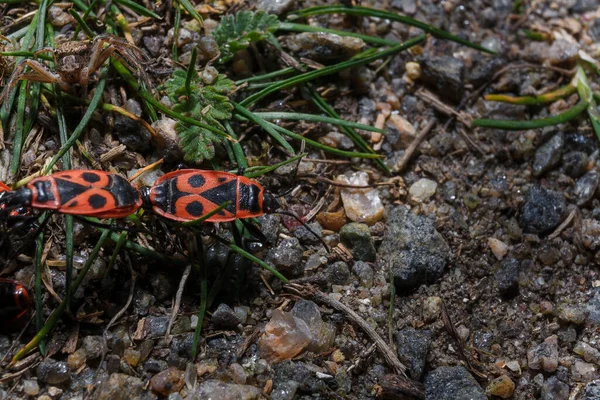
[572,361,596,381]
[541,376,569,400]
[528,335,559,372]
[485,375,515,399]
[339,223,376,262]
[488,238,508,260]
[229,363,247,384]
[22,379,39,396]
[405,62,421,80]
[423,296,442,322]
[67,349,87,370]
[150,367,185,396]
[259,309,312,363]
[336,172,384,225]
[37,359,70,384]
[211,303,241,329]
[409,178,438,204]
[555,304,587,325]
[123,349,141,367]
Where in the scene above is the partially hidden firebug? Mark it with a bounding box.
[0,170,142,218]
[141,169,280,223]
[0,278,32,327]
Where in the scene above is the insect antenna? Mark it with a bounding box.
[274,210,329,253]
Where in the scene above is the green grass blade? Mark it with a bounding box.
[44,71,107,174]
[69,9,95,38]
[192,278,207,358]
[288,5,496,55]
[575,64,600,141]
[183,201,231,227]
[253,112,386,133]
[178,0,203,24]
[472,101,588,130]
[265,120,383,159]
[11,230,111,365]
[11,82,28,174]
[240,35,426,108]
[185,48,198,97]
[233,103,295,154]
[305,84,390,174]
[244,153,307,179]
[139,90,233,141]
[484,84,576,105]
[279,22,398,47]
[224,121,248,168]
[172,0,181,60]
[34,221,45,353]
[114,0,161,19]
[235,67,295,85]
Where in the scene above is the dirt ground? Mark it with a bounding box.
[1,0,600,399]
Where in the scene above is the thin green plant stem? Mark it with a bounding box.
[221,241,289,283]
[240,35,426,108]
[114,0,161,19]
[110,4,132,38]
[44,71,107,174]
[279,22,398,47]
[72,0,97,17]
[172,0,181,61]
[289,5,496,55]
[109,60,159,122]
[472,100,588,130]
[305,84,390,173]
[183,202,231,227]
[0,51,52,60]
[34,224,44,353]
[185,48,198,96]
[224,121,248,168]
[253,112,386,133]
[69,9,95,38]
[191,278,207,358]
[178,0,203,24]
[55,91,74,311]
[104,231,128,279]
[11,230,111,365]
[232,103,295,154]
[1,10,39,127]
[72,0,101,40]
[266,120,384,159]
[484,84,577,105]
[11,82,28,174]
[139,90,233,141]
[244,153,307,179]
[235,67,295,85]
[575,64,600,141]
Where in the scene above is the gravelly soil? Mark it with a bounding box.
[1,1,600,400]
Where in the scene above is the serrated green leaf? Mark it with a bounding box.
[212,10,280,63]
[164,70,235,162]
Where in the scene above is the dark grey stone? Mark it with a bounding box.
[211,303,241,329]
[533,133,564,177]
[378,206,451,291]
[395,327,431,380]
[340,223,376,262]
[425,366,486,400]
[494,257,519,297]
[519,185,566,234]
[418,55,465,103]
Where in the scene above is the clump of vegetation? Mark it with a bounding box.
[164,67,235,162]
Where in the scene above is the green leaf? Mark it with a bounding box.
[212,10,280,63]
[164,69,235,162]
